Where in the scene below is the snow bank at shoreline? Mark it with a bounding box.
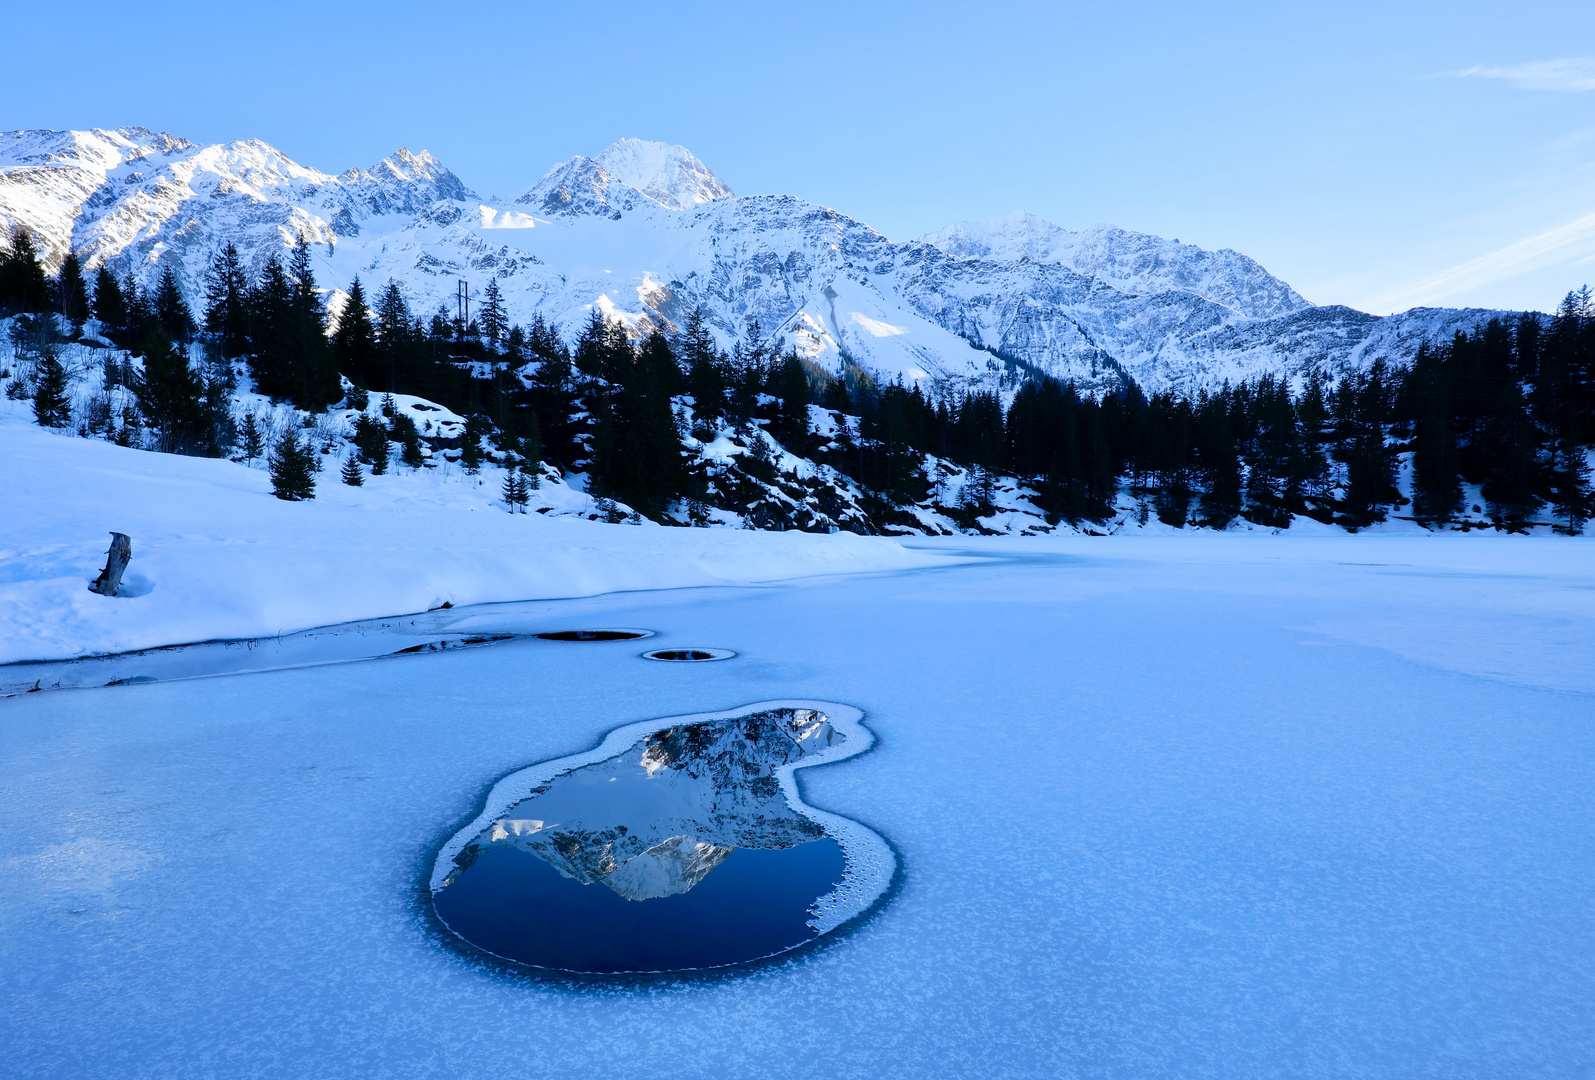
[0,417,948,664]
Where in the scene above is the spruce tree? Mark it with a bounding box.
[501,468,525,512]
[286,238,340,410]
[92,266,128,333]
[681,306,725,418]
[331,276,378,387]
[1545,428,1591,534]
[1337,364,1400,528]
[461,413,485,473]
[239,411,265,464]
[373,282,413,391]
[153,266,195,343]
[1196,390,1241,527]
[479,277,507,348]
[31,349,71,428]
[772,353,812,453]
[371,435,390,475]
[400,423,425,469]
[247,255,295,399]
[122,273,151,336]
[133,328,208,453]
[57,252,89,330]
[0,226,49,313]
[203,242,251,358]
[340,454,364,487]
[1409,344,1464,525]
[268,429,317,500]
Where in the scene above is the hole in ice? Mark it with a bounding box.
[642,648,733,662]
[429,703,895,976]
[394,634,517,654]
[535,629,653,642]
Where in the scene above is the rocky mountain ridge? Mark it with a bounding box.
[0,127,1513,395]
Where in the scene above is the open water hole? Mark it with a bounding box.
[428,704,894,976]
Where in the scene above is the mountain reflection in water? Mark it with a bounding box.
[432,708,870,974]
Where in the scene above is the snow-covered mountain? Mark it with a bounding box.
[0,127,1513,394]
[918,211,1308,320]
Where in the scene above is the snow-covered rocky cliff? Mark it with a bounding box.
[0,127,1512,394]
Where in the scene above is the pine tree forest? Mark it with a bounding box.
[3,225,1593,534]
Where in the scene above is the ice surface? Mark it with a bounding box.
[4,534,1595,1077]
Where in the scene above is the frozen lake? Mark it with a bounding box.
[4,534,1594,1078]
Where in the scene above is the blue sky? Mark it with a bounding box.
[8,0,1595,313]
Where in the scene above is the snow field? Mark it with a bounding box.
[0,407,946,664]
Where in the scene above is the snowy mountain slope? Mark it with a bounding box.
[917,211,1309,320]
[0,126,471,292]
[0,128,1518,394]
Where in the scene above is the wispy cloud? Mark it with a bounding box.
[1363,210,1595,313]
[1453,58,1595,92]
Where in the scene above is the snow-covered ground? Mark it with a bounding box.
[0,409,945,664]
[3,526,1593,1078]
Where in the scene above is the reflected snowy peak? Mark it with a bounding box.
[445,710,837,901]
[429,702,896,974]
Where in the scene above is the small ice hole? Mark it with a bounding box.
[537,630,652,642]
[643,649,733,662]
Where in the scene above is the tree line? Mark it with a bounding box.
[5,223,1592,532]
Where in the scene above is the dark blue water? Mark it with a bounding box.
[433,838,846,973]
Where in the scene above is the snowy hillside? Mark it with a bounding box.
[0,401,943,664]
[0,127,1517,395]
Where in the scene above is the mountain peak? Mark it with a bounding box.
[592,138,733,210]
[920,212,1308,320]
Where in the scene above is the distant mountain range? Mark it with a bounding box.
[0,127,1514,393]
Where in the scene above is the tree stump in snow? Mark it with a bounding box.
[89,532,132,597]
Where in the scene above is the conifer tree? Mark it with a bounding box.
[239,411,264,464]
[340,454,364,487]
[92,266,127,333]
[373,281,414,391]
[332,276,378,387]
[399,422,424,468]
[350,412,392,475]
[247,254,294,398]
[1196,390,1241,527]
[203,242,251,357]
[31,349,71,427]
[1545,432,1591,534]
[1409,343,1464,525]
[153,266,195,343]
[681,306,726,418]
[286,238,340,410]
[1531,288,1592,533]
[133,328,208,453]
[0,226,49,313]
[122,273,151,337]
[501,468,528,511]
[479,277,507,349]
[1337,364,1400,527]
[268,429,317,500]
[56,252,89,330]
[772,353,812,453]
[461,413,485,473]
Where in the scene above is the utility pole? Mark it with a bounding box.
[456,279,470,343]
